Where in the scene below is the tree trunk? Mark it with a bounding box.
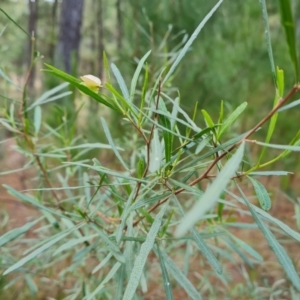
[97,0,104,79]
[28,0,38,87]
[48,0,58,64]
[116,0,122,51]
[57,0,84,73]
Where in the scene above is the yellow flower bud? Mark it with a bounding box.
[80,75,102,93]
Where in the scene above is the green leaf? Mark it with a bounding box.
[0,69,21,90]
[105,82,132,114]
[0,118,21,134]
[258,0,276,83]
[278,98,300,112]
[3,224,83,275]
[174,196,222,275]
[218,100,224,127]
[124,213,135,277]
[158,98,173,163]
[64,161,147,183]
[228,232,263,262]
[159,209,174,238]
[138,207,154,224]
[175,131,249,174]
[100,117,128,170]
[276,66,285,97]
[43,64,119,111]
[103,51,111,82]
[34,106,42,136]
[149,128,163,173]
[258,67,284,164]
[248,177,271,211]
[3,185,66,219]
[156,245,174,300]
[236,184,300,291]
[27,82,70,111]
[130,192,172,211]
[0,8,30,37]
[25,274,38,296]
[224,238,254,268]
[137,155,146,178]
[116,263,126,300]
[147,107,201,132]
[0,218,42,247]
[111,63,130,101]
[226,189,300,243]
[192,228,222,274]
[92,253,113,274]
[52,234,98,256]
[218,102,247,139]
[90,224,125,263]
[122,201,169,300]
[201,109,215,128]
[249,171,292,176]
[256,141,300,151]
[86,262,122,300]
[130,50,151,102]
[162,0,223,86]
[138,63,149,126]
[162,92,200,132]
[278,0,299,82]
[176,142,245,237]
[157,249,202,300]
[51,142,123,152]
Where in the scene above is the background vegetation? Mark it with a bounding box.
[0,0,300,299]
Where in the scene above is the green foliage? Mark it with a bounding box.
[1,1,300,300]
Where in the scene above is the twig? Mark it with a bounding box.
[132,78,162,201]
[132,84,300,227]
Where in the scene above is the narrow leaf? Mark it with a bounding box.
[43,64,119,111]
[256,141,300,151]
[122,201,169,300]
[218,102,247,138]
[258,67,284,164]
[201,109,215,128]
[0,8,30,36]
[100,117,128,170]
[158,98,173,163]
[156,245,174,300]
[111,63,130,101]
[0,218,42,247]
[249,171,292,176]
[91,224,125,263]
[158,250,202,300]
[130,50,151,102]
[86,262,122,300]
[278,0,299,82]
[236,185,300,291]
[278,99,300,112]
[27,82,70,110]
[174,196,222,275]
[3,224,83,275]
[34,106,42,136]
[248,177,271,211]
[162,0,223,85]
[258,0,276,83]
[176,142,245,237]
[92,253,113,274]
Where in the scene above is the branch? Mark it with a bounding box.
[132,84,300,227]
